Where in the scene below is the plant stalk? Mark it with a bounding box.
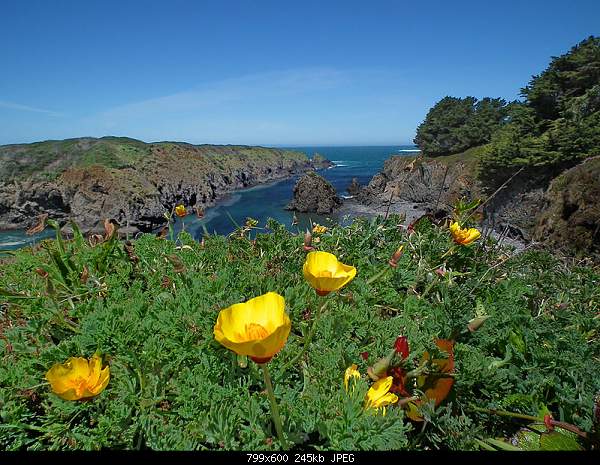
[279,296,327,373]
[366,266,391,285]
[470,405,588,438]
[261,363,288,450]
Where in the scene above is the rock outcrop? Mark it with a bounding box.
[534,157,600,254]
[0,137,331,235]
[356,156,479,218]
[356,151,600,255]
[347,177,361,196]
[286,171,342,214]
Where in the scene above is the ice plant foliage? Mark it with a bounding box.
[46,354,110,401]
[303,251,356,296]
[449,221,481,245]
[175,204,187,218]
[213,292,291,364]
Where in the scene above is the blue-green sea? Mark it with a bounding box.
[0,146,418,250]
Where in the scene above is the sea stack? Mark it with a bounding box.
[347,177,361,196]
[286,171,342,214]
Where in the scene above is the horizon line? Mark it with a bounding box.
[0,134,416,148]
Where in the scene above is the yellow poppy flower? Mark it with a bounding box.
[214,292,291,364]
[46,354,110,401]
[344,364,361,391]
[175,204,187,218]
[312,224,328,235]
[303,251,356,296]
[449,221,481,245]
[364,375,398,415]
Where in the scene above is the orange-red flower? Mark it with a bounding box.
[46,354,110,401]
[175,204,187,218]
[449,222,480,245]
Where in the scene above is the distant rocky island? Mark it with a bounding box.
[0,137,332,236]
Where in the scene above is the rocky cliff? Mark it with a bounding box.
[534,156,600,254]
[356,154,480,218]
[356,148,600,255]
[0,137,332,234]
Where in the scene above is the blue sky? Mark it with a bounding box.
[1,0,598,146]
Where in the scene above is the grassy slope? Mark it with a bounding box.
[0,137,308,181]
[0,216,598,450]
[425,145,488,171]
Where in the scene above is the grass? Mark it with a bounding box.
[0,214,599,451]
[0,137,308,181]
[423,145,488,175]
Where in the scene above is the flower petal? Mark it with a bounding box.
[89,366,110,395]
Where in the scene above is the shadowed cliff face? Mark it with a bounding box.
[356,152,600,256]
[356,155,479,214]
[534,156,600,254]
[355,154,553,241]
[0,137,331,234]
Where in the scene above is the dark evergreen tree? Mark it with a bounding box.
[414,96,509,156]
[482,36,600,179]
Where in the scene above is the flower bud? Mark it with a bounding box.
[467,315,490,333]
[35,268,49,279]
[367,349,396,381]
[303,230,314,251]
[394,336,410,360]
[388,245,405,268]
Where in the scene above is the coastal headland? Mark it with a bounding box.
[0,137,332,236]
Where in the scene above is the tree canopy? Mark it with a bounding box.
[413,36,600,185]
[481,36,600,179]
[414,96,509,157]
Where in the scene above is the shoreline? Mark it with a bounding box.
[337,198,530,252]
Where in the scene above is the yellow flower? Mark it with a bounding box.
[175,204,187,218]
[344,364,361,391]
[303,251,356,296]
[364,375,398,415]
[214,292,291,364]
[312,224,328,234]
[46,354,110,401]
[449,221,481,245]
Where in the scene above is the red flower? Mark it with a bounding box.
[544,414,555,431]
[360,351,369,361]
[394,336,410,360]
[389,366,411,397]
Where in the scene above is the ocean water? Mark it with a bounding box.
[0,146,418,250]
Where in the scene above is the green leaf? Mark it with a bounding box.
[539,431,583,451]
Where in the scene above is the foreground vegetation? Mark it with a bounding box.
[0,212,599,451]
